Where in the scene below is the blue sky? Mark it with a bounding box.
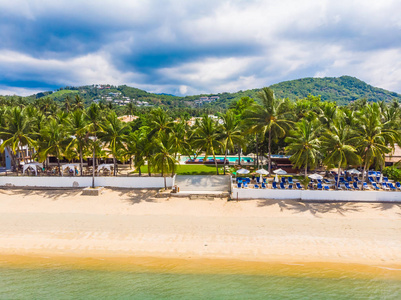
[1,0,401,96]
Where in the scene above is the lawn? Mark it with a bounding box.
[136,164,232,175]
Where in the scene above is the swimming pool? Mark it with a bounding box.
[180,156,254,163]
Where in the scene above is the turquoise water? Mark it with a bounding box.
[182,156,253,163]
[1,266,400,299]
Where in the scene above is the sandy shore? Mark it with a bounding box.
[0,188,400,266]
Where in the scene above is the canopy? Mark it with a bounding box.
[97,163,114,172]
[273,168,287,175]
[237,168,250,175]
[347,168,361,175]
[308,173,323,180]
[256,169,269,175]
[22,162,43,176]
[61,164,80,176]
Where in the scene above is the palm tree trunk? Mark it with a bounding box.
[256,134,259,169]
[212,149,219,175]
[238,146,241,166]
[223,146,228,175]
[361,159,368,190]
[92,138,96,188]
[80,146,83,176]
[304,163,308,179]
[336,161,341,190]
[57,157,61,176]
[268,127,272,174]
[113,156,116,176]
[148,159,151,176]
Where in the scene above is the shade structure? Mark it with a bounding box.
[308,173,323,180]
[97,163,114,172]
[237,168,250,174]
[273,168,287,175]
[256,169,269,175]
[347,168,361,175]
[22,162,43,175]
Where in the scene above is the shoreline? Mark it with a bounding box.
[1,188,400,275]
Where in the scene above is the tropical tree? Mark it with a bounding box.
[320,119,361,189]
[126,129,147,176]
[285,118,321,178]
[219,110,244,174]
[66,109,89,175]
[192,115,222,175]
[98,111,129,176]
[0,106,35,174]
[86,103,103,187]
[244,87,293,173]
[350,103,397,188]
[152,132,178,189]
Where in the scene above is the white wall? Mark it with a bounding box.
[232,187,401,202]
[0,175,175,188]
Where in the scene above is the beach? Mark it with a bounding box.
[0,188,400,267]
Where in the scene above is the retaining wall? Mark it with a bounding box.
[0,176,175,189]
[232,187,401,202]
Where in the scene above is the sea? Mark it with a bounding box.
[1,256,400,299]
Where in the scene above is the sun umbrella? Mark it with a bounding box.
[347,168,361,175]
[273,168,287,175]
[256,169,269,175]
[274,174,279,182]
[308,173,323,180]
[237,168,250,174]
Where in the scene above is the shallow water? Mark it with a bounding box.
[1,260,400,299]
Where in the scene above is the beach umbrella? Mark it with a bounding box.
[273,168,287,175]
[256,169,269,175]
[237,168,250,175]
[308,173,323,180]
[347,168,361,175]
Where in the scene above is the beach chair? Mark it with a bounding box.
[256,177,260,183]
[352,182,360,190]
[288,184,293,190]
[346,176,352,182]
[263,178,267,183]
[340,177,346,183]
[324,178,331,184]
[368,177,375,184]
[387,182,396,191]
[317,182,323,190]
[371,182,380,190]
[281,177,286,184]
[396,182,401,190]
[362,182,371,190]
[296,182,303,190]
[354,176,361,182]
[254,184,259,189]
[237,182,242,188]
[344,182,352,190]
[324,185,330,191]
[261,182,266,189]
[383,177,389,183]
[280,182,286,189]
[376,176,381,182]
[245,177,251,183]
[381,183,389,191]
[272,182,278,189]
[288,177,293,184]
[317,179,323,184]
[243,182,248,188]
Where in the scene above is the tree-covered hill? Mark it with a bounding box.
[2,76,400,109]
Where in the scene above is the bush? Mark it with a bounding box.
[382,166,401,182]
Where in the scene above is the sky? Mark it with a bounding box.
[1,0,401,96]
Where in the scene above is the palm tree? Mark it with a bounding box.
[321,119,361,189]
[66,109,89,176]
[152,133,178,189]
[126,129,147,176]
[73,95,84,110]
[350,103,397,188]
[0,106,35,174]
[39,118,68,176]
[98,111,129,176]
[285,118,321,178]
[244,87,293,174]
[86,103,102,187]
[192,115,222,175]
[219,110,244,174]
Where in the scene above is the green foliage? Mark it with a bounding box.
[382,166,401,182]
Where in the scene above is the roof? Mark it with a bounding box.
[385,144,401,163]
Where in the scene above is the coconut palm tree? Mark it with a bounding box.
[192,115,222,175]
[66,109,89,176]
[0,106,35,174]
[350,103,397,188]
[285,118,321,178]
[320,119,361,190]
[86,103,103,187]
[98,111,129,176]
[152,132,178,189]
[126,129,147,176]
[219,110,244,174]
[39,118,68,176]
[243,87,293,174]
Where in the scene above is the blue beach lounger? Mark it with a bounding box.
[388,182,396,191]
[352,182,360,190]
[296,182,303,190]
[324,179,331,184]
[381,183,389,190]
[237,183,242,188]
[371,182,380,190]
[261,182,266,189]
[344,183,352,190]
[288,177,293,184]
[396,182,401,190]
[280,182,286,189]
[317,182,323,190]
[324,185,330,191]
[254,184,259,189]
[362,182,371,190]
[272,182,278,189]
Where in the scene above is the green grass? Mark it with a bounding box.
[41,90,78,99]
[136,164,231,175]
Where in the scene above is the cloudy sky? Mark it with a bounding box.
[1,0,401,96]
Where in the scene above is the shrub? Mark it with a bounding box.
[382,166,401,182]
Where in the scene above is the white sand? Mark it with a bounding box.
[0,188,400,265]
